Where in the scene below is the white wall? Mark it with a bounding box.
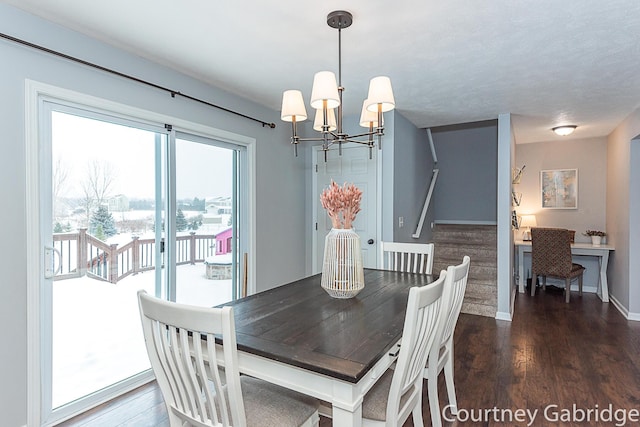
[629,139,640,318]
[515,137,607,289]
[0,5,308,425]
[515,137,607,238]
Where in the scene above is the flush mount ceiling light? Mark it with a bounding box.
[281,10,395,159]
[552,125,577,136]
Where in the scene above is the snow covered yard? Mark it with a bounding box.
[52,263,232,407]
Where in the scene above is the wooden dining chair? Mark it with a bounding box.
[424,256,471,427]
[380,241,435,274]
[360,271,446,427]
[137,290,320,427]
[530,227,585,303]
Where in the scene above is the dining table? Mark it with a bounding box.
[214,268,435,427]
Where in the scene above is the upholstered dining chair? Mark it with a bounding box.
[530,227,585,303]
[360,270,446,427]
[380,241,435,274]
[424,256,471,427]
[137,290,320,427]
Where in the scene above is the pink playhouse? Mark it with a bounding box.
[205,227,233,280]
[215,227,233,255]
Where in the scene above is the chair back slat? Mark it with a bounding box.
[138,291,245,427]
[380,241,435,274]
[439,256,471,347]
[386,272,445,422]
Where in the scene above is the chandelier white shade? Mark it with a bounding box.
[310,71,341,110]
[281,10,395,157]
[281,90,307,122]
[366,76,395,113]
[359,99,382,128]
[314,108,337,132]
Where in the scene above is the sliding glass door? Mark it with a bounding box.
[39,101,245,424]
[173,133,242,306]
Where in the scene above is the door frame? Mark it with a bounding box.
[311,143,383,273]
[25,80,256,426]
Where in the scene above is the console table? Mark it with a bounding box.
[515,240,614,302]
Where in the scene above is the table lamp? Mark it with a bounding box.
[520,214,537,241]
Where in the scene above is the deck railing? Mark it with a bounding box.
[53,229,216,284]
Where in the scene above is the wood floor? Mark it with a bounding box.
[58,289,640,426]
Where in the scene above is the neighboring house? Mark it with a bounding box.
[107,194,129,212]
[205,196,232,215]
[201,197,232,234]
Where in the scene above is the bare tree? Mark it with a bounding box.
[80,160,117,226]
[52,158,69,222]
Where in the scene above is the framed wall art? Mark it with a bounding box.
[540,169,578,209]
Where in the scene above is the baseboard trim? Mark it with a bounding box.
[495,311,512,321]
[609,294,640,321]
[433,220,497,225]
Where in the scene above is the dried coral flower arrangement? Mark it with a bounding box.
[320,181,365,298]
[320,180,363,229]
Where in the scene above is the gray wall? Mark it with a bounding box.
[607,106,640,318]
[392,112,434,242]
[430,120,498,223]
[0,4,307,425]
[381,113,396,243]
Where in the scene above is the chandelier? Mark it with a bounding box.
[280,10,395,159]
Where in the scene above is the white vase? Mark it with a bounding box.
[321,228,365,298]
[591,235,602,246]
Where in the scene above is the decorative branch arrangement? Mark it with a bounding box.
[320,180,363,229]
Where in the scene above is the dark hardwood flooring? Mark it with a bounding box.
[58,290,640,426]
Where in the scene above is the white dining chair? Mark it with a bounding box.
[137,290,320,427]
[424,256,471,427]
[360,271,446,427]
[380,241,435,274]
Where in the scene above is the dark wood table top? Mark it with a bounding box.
[218,268,434,383]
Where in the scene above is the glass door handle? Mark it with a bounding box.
[44,246,62,279]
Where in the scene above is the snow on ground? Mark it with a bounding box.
[52,263,231,408]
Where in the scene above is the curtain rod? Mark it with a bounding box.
[0,32,277,129]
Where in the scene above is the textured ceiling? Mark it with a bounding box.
[4,0,640,143]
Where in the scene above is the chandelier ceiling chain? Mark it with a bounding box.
[280,10,395,160]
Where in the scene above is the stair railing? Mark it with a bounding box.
[413,128,438,239]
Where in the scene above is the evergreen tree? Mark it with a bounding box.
[94,224,106,241]
[53,222,64,233]
[188,215,203,231]
[90,205,117,238]
[176,208,188,231]
[192,197,205,211]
